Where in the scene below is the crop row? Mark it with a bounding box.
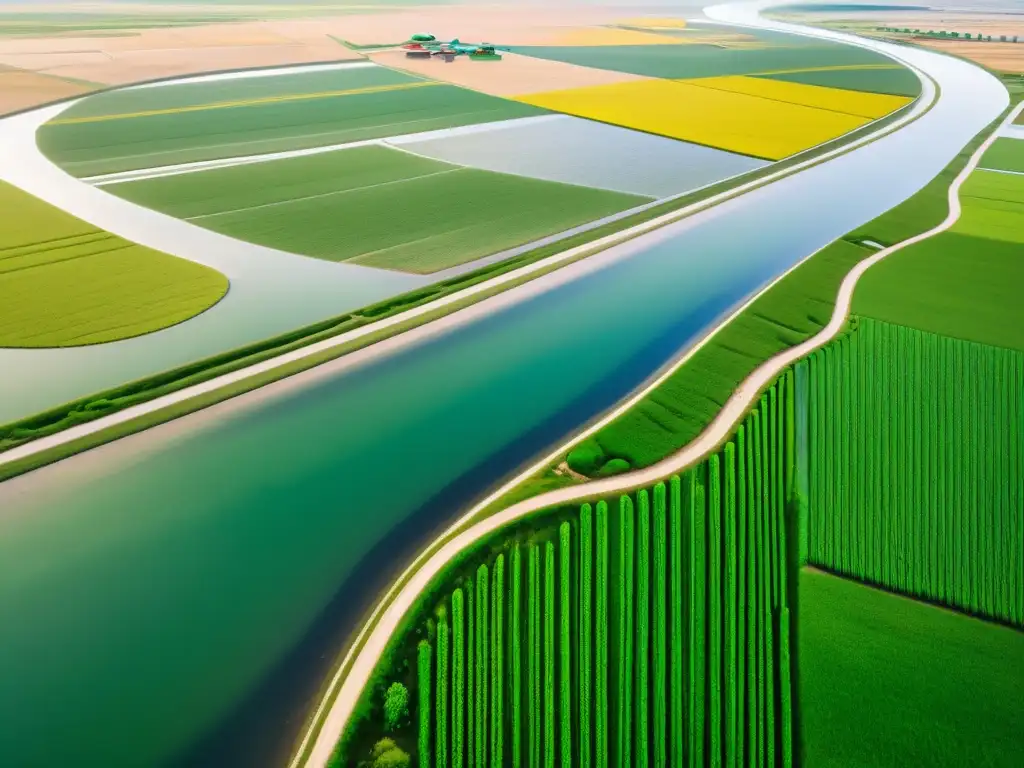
[413,372,799,766]
[806,317,1023,626]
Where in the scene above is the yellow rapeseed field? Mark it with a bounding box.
[516,75,910,160]
[684,75,913,119]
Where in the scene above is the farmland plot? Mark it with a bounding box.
[805,318,1024,627]
[343,373,799,767]
[855,169,1024,349]
[800,569,1024,768]
[978,136,1024,173]
[106,145,648,274]
[517,32,898,80]
[0,181,227,347]
[754,64,921,98]
[39,63,544,177]
[396,114,769,198]
[517,75,912,160]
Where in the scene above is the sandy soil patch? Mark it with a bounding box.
[620,18,690,30]
[0,50,113,70]
[0,18,366,109]
[790,10,1024,37]
[916,40,1024,72]
[42,44,350,86]
[369,49,647,97]
[330,6,638,47]
[0,4,686,113]
[545,27,686,47]
[0,70,91,113]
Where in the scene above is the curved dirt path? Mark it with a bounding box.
[290,15,1019,768]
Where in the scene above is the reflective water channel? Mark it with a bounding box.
[0,23,1009,768]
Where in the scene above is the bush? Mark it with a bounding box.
[383,682,409,733]
[566,439,607,475]
[371,739,399,761]
[596,458,631,477]
[372,742,410,768]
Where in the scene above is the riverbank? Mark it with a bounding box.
[0,64,931,483]
[289,16,1014,768]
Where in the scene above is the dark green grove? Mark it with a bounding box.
[805,317,1024,628]
[412,372,799,768]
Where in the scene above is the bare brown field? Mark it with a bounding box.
[332,6,635,46]
[0,69,91,112]
[790,10,1024,38]
[369,49,647,97]
[0,18,368,110]
[916,39,1024,72]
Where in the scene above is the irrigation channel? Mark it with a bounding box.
[0,8,1009,768]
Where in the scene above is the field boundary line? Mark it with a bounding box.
[126,60,378,90]
[293,83,1021,768]
[50,80,440,125]
[0,49,935,472]
[85,115,568,185]
[186,169,461,221]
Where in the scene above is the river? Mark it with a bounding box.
[0,10,1009,768]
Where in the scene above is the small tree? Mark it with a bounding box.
[383,682,409,732]
[371,739,400,760]
[370,739,411,768]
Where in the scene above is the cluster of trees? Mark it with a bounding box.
[877,26,1020,42]
[411,372,800,767]
[806,318,1024,627]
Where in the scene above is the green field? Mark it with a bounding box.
[108,146,648,273]
[0,181,227,347]
[855,169,1024,349]
[800,569,1024,768]
[338,375,798,767]
[806,318,1023,625]
[755,65,921,97]
[517,40,899,81]
[556,117,996,479]
[39,65,543,177]
[978,137,1024,172]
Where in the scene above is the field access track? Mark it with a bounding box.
[38,63,543,177]
[107,145,648,274]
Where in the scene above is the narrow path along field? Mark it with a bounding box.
[289,19,1018,768]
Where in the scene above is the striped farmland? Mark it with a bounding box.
[374,372,799,767]
[805,316,1024,627]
